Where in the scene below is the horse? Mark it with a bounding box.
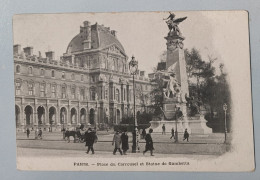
[64,130,85,143]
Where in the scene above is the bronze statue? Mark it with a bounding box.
[164,12,187,35]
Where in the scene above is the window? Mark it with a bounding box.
[62,72,65,79]
[40,69,45,76]
[71,87,75,99]
[28,82,33,95]
[16,65,20,73]
[40,83,45,97]
[15,81,21,95]
[81,75,84,81]
[91,75,95,82]
[80,89,85,101]
[115,89,120,102]
[51,84,56,97]
[61,86,66,98]
[71,73,75,80]
[90,90,96,101]
[51,70,55,78]
[28,67,33,75]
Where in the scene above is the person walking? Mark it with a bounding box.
[38,128,43,139]
[85,128,96,154]
[112,130,123,155]
[183,128,189,142]
[35,128,38,139]
[26,128,30,138]
[121,130,129,155]
[170,127,175,139]
[143,128,154,156]
[141,128,146,139]
[162,124,166,135]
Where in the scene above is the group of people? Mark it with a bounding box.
[84,128,155,156]
[26,128,43,139]
[163,124,190,142]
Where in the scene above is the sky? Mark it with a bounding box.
[13,11,249,75]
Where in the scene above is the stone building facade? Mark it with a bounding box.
[14,21,152,130]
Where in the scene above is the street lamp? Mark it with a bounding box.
[129,55,139,153]
[175,106,179,143]
[223,103,228,143]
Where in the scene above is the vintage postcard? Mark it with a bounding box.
[13,11,254,171]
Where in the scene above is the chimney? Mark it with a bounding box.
[23,46,33,56]
[45,51,55,60]
[111,30,117,37]
[83,21,90,27]
[13,44,21,54]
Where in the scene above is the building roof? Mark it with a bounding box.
[66,23,125,54]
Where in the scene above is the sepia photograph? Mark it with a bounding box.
[13,11,254,171]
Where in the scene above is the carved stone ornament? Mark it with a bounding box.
[167,39,184,50]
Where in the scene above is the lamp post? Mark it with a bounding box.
[175,106,179,143]
[223,103,228,143]
[129,55,139,153]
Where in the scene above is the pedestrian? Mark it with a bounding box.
[143,128,154,156]
[162,124,166,135]
[38,128,43,139]
[183,128,189,142]
[85,128,96,154]
[26,128,30,138]
[142,128,146,139]
[35,128,38,139]
[112,130,123,155]
[121,130,129,155]
[170,127,175,139]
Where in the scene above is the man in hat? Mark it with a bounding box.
[112,130,123,155]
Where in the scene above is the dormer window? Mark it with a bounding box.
[81,75,84,81]
[62,72,65,79]
[28,67,33,75]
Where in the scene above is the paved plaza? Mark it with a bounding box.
[16,130,231,156]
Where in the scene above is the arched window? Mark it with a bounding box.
[71,73,75,80]
[28,67,33,75]
[51,70,55,78]
[16,65,20,73]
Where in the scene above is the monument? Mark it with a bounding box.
[150,13,212,134]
